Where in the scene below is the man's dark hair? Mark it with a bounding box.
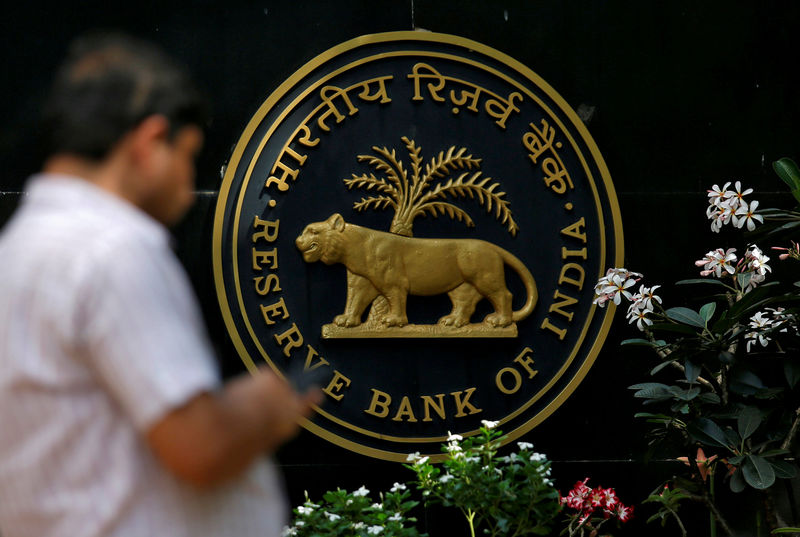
[41,32,209,160]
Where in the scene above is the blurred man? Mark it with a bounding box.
[0,33,318,537]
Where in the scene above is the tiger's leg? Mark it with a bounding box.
[334,271,378,327]
[439,283,481,327]
[380,285,409,327]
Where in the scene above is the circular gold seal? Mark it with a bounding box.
[213,31,623,461]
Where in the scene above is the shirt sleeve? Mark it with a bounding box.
[79,233,221,432]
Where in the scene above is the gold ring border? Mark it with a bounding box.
[213,31,625,459]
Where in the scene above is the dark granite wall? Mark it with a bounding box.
[2,2,799,535]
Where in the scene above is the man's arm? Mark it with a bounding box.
[146,368,321,489]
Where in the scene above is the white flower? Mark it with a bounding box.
[367,526,384,535]
[353,485,370,497]
[389,512,403,522]
[414,456,429,466]
[627,305,654,331]
[406,452,420,462]
[353,522,365,530]
[733,200,764,231]
[325,512,340,522]
[695,248,737,278]
[447,431,463,441]
[390,482,407,492]
[593,268,642,307]
[517,441,533,450]
[530,452,546,462]
[445,442,462,453]
[371,503,383,510]
[481,419,499,429]
[631,284,662,311]
[745,245,771,275]
[297,506,314,515]
[281,527,297,537]
[746,311,773,351]
[439,473,454,483]
[296,521,305,527]
[465,456,480,463]
[730,181,754,205]
[707,182,732,205]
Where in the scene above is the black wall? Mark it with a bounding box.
[2,2,799,535]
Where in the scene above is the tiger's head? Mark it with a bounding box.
[295,213,346,264]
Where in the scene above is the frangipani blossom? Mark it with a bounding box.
[695,248,737,277]
[733,199,764,231]
[746,311,773,351]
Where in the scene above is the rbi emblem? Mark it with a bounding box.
[213,32,623,460]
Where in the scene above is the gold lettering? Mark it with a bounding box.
[513,347,538,379]
[266,146,308,192]
[364,389,392,418]
[316,85,359,132]
[421,394,446,422]
[252,247,278,271]
[558,263,585,290]
[496,367,522,394]
[522,119,556,164]
[274,323,304,356]
[254,274,281,296]
[392,396,418,422]
[304,345,330,372]
[541,317,567,340]
[549,290,578,321]
[560,217,587,243]
[541,156,573,194]
[356,76,393,104]
[322,370,351,401]
[451,387,482,418]
[484,91,522,129]
[260,298,289,325]
[252,216,280,242]
[408,62,447,102]
[562,246,588,260]
[450,86,482,112]
[296,123,320,148]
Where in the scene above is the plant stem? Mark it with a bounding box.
[780,407,800,451]
[710,476,717,537]
[466,509,476,537]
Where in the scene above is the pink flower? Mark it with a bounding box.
[616,503,634,523]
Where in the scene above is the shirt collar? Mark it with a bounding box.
[24,173,171,245]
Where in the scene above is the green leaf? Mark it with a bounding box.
[699,302,717,323]
[621,338,658,346]
[770,460,798,479]
[697,392,721,405]
[737,272,753,290]
[773,157,800,191]
[784,360,800,389]
[675,278,728,287]
[730,369,766,395]
[670,386,701,401]
[650,361,673,375]
[687,418,733,449]
[666,307,706,328]
[737,406,762,441]
[771,528,800,534]
[730,468,746,493]
[743,454,776,489]
[760,449,791,458]
[727,455,745,465]
[684,360,701,383]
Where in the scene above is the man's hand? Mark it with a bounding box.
[146,369,322,488]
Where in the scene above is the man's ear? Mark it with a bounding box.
[129,115,170,164]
